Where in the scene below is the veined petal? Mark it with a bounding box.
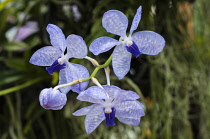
[113,90,140,103]
[85,104,105,134]
[89,37,119,55]
[68,63,90,93]
[116,117,141,126]
[58,67,72,94]
[102,85,121,100]
[112,44,132,79]
[102,10,128,37]
[39,88,67,110]
[132,31,165,55]
[77,86,108,103]
[115,100,145,120]
[58,63,90,94]
[29,46,62,66]
[85,86,108,99]
[46,24,66,52]
[73,104,95,116]
[130,6,142,35]
[77,91,104,104]
[66,34,87,58]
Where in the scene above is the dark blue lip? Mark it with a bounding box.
[125,41,142,58]
[46,60,66,75]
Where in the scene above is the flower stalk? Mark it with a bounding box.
[53,54,113,90]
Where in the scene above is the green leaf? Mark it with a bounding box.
[0,77,47,96]
[3,42,28,52]
[0,0,14,11]
[0,75,23,85]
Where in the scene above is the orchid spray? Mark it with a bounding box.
[30,6,165,134]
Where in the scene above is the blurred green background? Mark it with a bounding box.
[0,0,210,138]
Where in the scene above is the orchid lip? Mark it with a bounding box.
[125,41,142,58]
[104,107,116,126]
[46,59,66,75]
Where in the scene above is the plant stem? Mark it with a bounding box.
[54,55,113,90]
[90,54,112,77]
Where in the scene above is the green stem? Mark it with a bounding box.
[90,55,112,77]
[54,55,113,90]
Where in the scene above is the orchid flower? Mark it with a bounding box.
[90,6,165,79]
[73,85,145,134]
[30,24,89,93]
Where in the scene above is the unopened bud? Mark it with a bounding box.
[85,56,99,67]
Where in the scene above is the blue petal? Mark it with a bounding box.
[84,86,108,99]
[130,6,142,35]
[85,104,105,134]
[73,105,95,116]
[112,44,132,79]
[68,63,90,93]
[89,37,119,55]
[105,107,116,126]
[116,117,142,126]
[113,90,140,103]
[58,68,72,94]
[77,91,104,104]
[115,100,145,125]
[39,88,67,110]
[102,10,128,37]
[58,63,90,94]
[29,46,62,66]
[132,31,166,55]
[46,60,66,75]
[77,86,107,103]
[66,34,87,59]
[125,41,142,57]
[46,24,66,52]
[102,85,121,100]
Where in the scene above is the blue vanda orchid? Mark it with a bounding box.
[30,24,89,93]
[73,85,145,134]
[89,6,165,79]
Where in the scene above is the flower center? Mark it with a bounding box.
[104,107,116,126]
[125,41,142,58]
[126,40,133,46]
[120,36,142,58]
[46,56,67,75]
